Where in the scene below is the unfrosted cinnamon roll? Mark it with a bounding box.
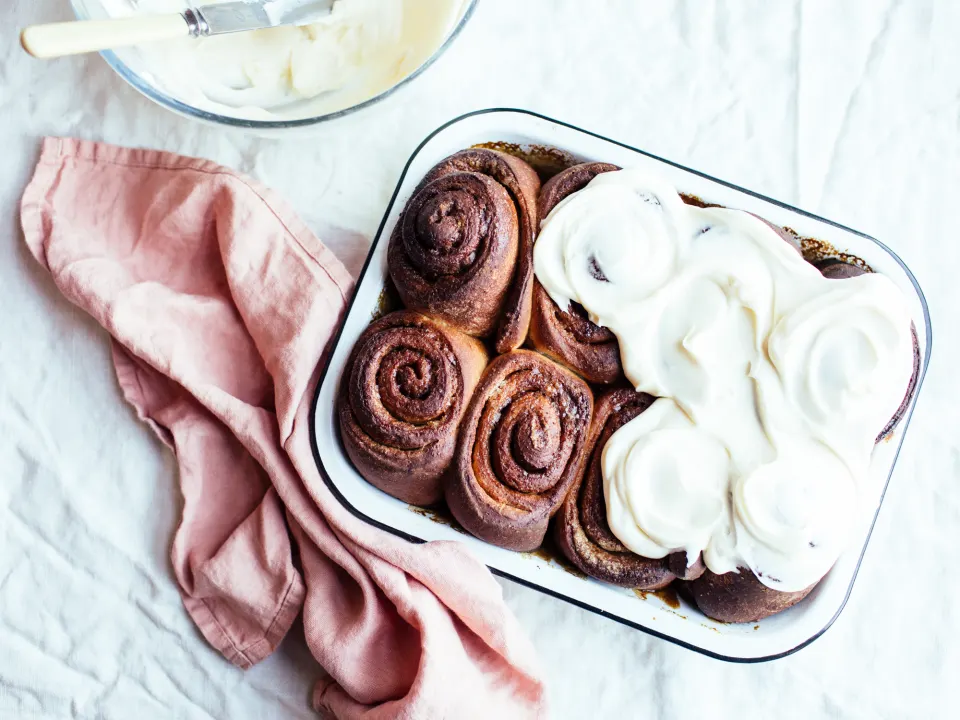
[338,311,487,505]
[530,162,623,384]
[447,350,593,551]
[388,148,540,352]
[555,387,705,589]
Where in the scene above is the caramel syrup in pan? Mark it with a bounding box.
[407,503,469,536]
[634,586,682,610]
[526,535,587,580]
[381,140,875,603]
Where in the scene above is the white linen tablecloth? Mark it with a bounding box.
[2,1,958,717]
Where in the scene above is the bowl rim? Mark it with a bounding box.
[71,0,478,129]
[308,107,933,663]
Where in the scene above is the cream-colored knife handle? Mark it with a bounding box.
[21,14,190,59]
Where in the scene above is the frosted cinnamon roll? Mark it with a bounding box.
[388,148,540,352]
[338,311,487,506]
[530,162,623,384]
[447,350,593,551]
[684,260,921,623]
[555,387,705,589]
[815,258,921,441]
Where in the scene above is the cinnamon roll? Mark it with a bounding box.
[338,311,487,506]
[684,261,920,623]
[388,148,540,352]
[447,350,593,551]
[686,568,815,624]
[555,387,705,589]
[815,258,921,441]
[529,162,623,384]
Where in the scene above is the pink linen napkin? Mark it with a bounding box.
[20,138,545,719]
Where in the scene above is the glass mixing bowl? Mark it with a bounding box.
[70,0,478,131]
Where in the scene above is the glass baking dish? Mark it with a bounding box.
[310,109,932,662]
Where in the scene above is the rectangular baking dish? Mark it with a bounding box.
[310,109,931,662]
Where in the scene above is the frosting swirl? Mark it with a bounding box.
[731,444,858,588]
[534,169,915,592]
[533,170,691,327]
[766,273,915,467]
[603,399,729,564]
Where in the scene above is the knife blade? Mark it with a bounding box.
[185,0,336,37]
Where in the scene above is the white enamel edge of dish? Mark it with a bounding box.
[312,110,929,660]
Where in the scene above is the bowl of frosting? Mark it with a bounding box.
[72,0,477,130]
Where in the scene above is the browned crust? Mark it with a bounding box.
[447,350,593,551]
[338,311,488,505]
[687,568,815,623]
[554,387,703,588]
[530,162,624,384]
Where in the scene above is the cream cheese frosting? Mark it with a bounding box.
[533,169,914,592]
[102,0,468,120]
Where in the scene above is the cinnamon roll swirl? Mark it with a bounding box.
[815,258,921,442]
[338,311,487,506]
[530,162,623,384]
[447,350,593,551]
[388,148,540,352]
[555,387,705,589]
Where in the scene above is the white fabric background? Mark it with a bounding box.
[2,1,959,718]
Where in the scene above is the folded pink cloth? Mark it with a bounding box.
[21,138,546,719]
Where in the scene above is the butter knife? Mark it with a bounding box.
[21,0,336,59]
